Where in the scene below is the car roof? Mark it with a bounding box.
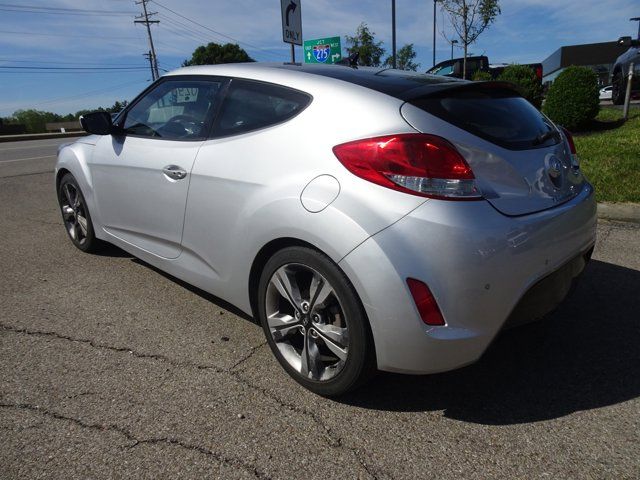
[165,62,468,101]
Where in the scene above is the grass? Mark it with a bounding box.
[574,106,640,203]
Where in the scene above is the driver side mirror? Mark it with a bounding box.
[80,111,115,135]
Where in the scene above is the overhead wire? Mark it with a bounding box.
[151,0,283,60]
[0,3,136,16]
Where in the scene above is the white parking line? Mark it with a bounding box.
[0,155,56,164]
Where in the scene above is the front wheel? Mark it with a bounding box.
[57,173,104,253]
[257,246,376,396]
[612,70,625,105]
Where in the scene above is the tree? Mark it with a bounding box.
[182,42,254,67]
[11,109,63,134]
[385,44,420,71]
[345,23,385,67]
[440,0,500,79]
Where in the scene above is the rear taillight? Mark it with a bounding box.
[561,127,580,169]
[332,133,482,200]
[406,278,445,326]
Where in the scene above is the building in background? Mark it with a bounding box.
[542,41,629,86]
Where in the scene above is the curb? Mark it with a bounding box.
[597,202,640,224]
[0,132,88,143]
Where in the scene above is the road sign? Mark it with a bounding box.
[303,37,342,64]
[281,0,302,46]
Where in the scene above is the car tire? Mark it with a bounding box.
[57,173,105,253]
[257,246,376,396]
[612,70,625,105]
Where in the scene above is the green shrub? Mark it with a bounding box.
[542,66,599,131]
[497,64,544,109]
[472,70,493,82]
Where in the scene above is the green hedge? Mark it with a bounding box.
[497,64,543,109]
[543,66,599,131]
[472,70,493,81]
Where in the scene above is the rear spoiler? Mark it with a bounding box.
[399,80,522,102]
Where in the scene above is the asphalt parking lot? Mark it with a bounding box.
[1,138,639,479]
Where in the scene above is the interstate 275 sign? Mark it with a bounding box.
[303,37,342,64]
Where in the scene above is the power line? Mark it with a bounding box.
[0,29,140,40]
[151,0,282,59]
[0,58,148,66]
[0,71,151,74]
[0,3,136,15]
[0,7,134,16]
[2,79,147,112]
[0,66,149,70]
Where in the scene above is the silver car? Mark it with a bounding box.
[56,63,597,396]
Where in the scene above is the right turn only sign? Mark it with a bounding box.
[281,0,302,46]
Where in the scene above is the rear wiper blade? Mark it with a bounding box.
[534,129,560,145]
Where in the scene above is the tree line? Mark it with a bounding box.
[0,100,128,134]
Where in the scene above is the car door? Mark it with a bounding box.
[90,76,226,258]
[181,78,312,285]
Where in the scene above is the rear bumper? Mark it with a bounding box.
[339,183,597,374]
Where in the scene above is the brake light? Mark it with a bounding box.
[561,127,580,169]
[406,278,445,326]
[332,134,482,200]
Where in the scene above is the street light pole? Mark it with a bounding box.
[432,0,437,67]
[392,0,397,68]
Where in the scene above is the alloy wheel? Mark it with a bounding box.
[265,263,349,381]
[60,182,89,246]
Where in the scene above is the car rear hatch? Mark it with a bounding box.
[400,82,585,216]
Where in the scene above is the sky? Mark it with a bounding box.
[0,0,638,117]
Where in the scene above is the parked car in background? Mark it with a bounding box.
[599,85,613,100]
[611,26,640,104]
[58,63,596,396]
[426,55,543,83]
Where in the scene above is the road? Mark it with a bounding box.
[0,136,82,178]
[1,138,639,479]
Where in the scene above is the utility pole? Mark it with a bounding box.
[432,0,437,67]
[391,0,397,68]
[135,0,160,81]
[143,51,154,78]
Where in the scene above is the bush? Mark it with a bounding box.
[472,70,493,81]
[497,64,544,109]
[542,66,599,131]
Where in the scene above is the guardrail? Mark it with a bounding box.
[0,132,88,143]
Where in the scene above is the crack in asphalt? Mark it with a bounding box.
[229,341,268,372]
[0,322,381,479]
[0,402,271,480]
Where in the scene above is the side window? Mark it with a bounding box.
[434,65,454,76]
[215,79,311,136]
[123,79,223,140]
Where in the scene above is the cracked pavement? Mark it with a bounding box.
[1,138,639,479]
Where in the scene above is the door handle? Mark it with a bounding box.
[162,165,187,180]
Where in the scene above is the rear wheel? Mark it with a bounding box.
[612,70,625,105]
[57,173,104,253]
[257,246,375,396]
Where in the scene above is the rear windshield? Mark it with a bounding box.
[410,86,558,150]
